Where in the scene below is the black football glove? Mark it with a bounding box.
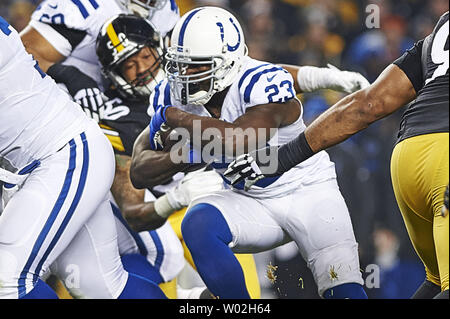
[47,63,106,122]
[224,146,281,191]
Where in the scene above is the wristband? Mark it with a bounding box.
[276,132,315,174]
[297,66,324,92]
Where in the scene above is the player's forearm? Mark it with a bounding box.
[276,64,417,173]
[122,202,167,232]
[165,107,236,142]
[20,26,65,72]
[305,89,378,152]
[130,149,189,189]
[281,65,303,93]
[281,63,370,94]
[274,89,381,174]
[111,155,145,212]
[305,64,416,152]
[165,107,271,157]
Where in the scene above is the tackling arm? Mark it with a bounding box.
[111,153,167,231]
[225,64,417,187]
[20,25,65,72]
[304,64,417,153]
[269,64,417,175]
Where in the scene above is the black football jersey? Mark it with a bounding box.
[393,11,449,143]
[99,90,151,157]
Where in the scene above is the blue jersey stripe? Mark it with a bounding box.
[178,8,203,49]
[70,0,99,18]
[243,67,284,103]
[18,138,77,297]
[32,133,90,284]
[163,82,172,106]
[169,0,178,12]
[71,0,89,19]
[152,81,163,113]
[0,16,12,36]
[88,0,99,9]
[222,174,281,189]
[237,63,271,90]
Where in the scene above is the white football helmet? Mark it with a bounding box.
[115,0,168,19]
[165,6,248,105]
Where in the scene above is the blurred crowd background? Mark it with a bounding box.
[1,0,448,299]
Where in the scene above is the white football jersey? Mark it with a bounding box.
[0,19,89,172]
[150,57,337,198]
[29,0,179,86]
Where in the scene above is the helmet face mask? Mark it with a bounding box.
[166,7,248,106]
[96,14,165,101]
[165,47,228,105]
[115,45,165,100]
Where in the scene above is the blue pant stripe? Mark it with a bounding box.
[148,231,164,271]
[32,133,90,285]
[18,138,77,297]
[110,203,149,256]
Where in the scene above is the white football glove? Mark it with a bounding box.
[166,168,225,210]
[297,64,370,94]
[326,64,371,93]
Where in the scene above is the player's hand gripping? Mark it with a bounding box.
[149,105,173,150]
[224,145,283,191]
[47,64,106,122]
[73,87,107,123]
[224,153,265,191]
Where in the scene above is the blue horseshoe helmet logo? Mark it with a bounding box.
[216,17,241,52]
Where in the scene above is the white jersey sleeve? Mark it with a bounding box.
[236,60,297,110]
[149,0,180,37]
[148,79,173,117]
[29,0,123,86]
[219,58,304,146]
[0,16,15,68]
[30,0,113,56]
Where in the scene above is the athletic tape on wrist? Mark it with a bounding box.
[154,194,176,219]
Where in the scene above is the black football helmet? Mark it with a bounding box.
[96,14,165,101]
